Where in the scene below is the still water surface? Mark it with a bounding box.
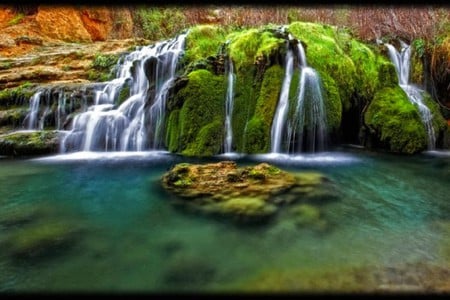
[0,148,449,292]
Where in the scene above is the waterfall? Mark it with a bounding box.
[223,58,236,153]
[25,91,42,129]
[270,44,295,153]
[386,42,436,150]
[62,33,187,152]
[270,40,327,153]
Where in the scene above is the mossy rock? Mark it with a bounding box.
[1,219,82,259]
[0,83,36,108]
[0,130,60,156]
[226,28,286,71]
[166,69,226,156]
[161,161,336,224]
[0,108,29,128]
[287,22,357,111]
[364,86,428,154]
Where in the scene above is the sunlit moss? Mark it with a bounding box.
[183,25,228,63]
[227,28,286,71]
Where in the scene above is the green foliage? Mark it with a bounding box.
[412,38,426,58]
[88,53,119,82]
[365,86,427,154]
[137,7,187,41]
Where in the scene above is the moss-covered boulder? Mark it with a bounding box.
[165,69,226,156]
[0,130,60,156]
[161,161,338,223]
[364,86,444,154]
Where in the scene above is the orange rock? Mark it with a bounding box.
[35,6,92,43]
[80,7,111,41]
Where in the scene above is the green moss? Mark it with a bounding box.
[289,204,325,229]
[2,220,80,259]
[183,119,224,156]
[88,53,119,82]
[184,25,228,63]
[243,117,269,153]
[377,62,399,89]
[365,86,427,154]
[0,82,36,108]
[422,93,448,137]
[0,108,29,127]
[165,109,181,152]
[0,130,59,156]
[347,40,384,101]
[319,72,342,131]
[117,84,130,105]
[227,28,286,71]
[214,197,277,220]
[288,22,357,110]
[170,69,226,156]
[241,64,284,152]
[231,66,259,152]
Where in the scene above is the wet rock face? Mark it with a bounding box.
[161,161,339,223]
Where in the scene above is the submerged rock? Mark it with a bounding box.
[1,219,82,259]
[161,161,339,224]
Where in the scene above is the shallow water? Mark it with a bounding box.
[0,148,449,293]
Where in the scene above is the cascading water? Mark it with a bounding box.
[25,91,42,130]
[386,41,436,150]
[61,32,187,153]
[223,58,236,153]
[270,43,295,153]
[270,38,327,154]
[288,43,327,153]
